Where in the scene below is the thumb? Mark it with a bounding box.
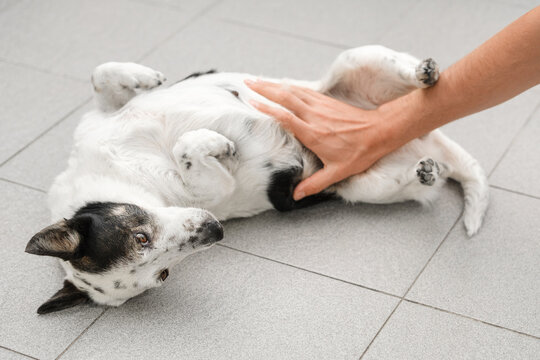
[293,167,341,200]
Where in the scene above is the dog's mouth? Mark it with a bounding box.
[159,269,169,282]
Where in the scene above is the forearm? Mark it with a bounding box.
[380,6,540,149]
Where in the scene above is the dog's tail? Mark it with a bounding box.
[436,131,489,236]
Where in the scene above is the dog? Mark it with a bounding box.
[25,45,488,314]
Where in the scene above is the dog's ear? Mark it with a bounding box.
[25,215,95,260]
[37,280,90,314]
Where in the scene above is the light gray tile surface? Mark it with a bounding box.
[0,181,104,359]
[407,188,540,337]
[142,17,343,82]
[0,62,89,165]
[491,107,540,197]
[223,183,463,296]
[0,0,194,80]
[60,245,398,360]
[131,0,218,12]
[209,0,418,47]
[363,301,540,360]
[0,347,34,360]
[379,0,529,70]
[0,104,91,191]
[440,89,540,174]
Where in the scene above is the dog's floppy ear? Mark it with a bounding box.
[37,280,90,314]
[25,215,94,260]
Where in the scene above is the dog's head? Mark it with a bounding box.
[25,202,223,314]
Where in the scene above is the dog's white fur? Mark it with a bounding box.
[46,46,489,306]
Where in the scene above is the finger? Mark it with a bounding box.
[293,167,343,200]
[249,100,314,143]
[245,79,309,116]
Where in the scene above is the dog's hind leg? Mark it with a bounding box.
[91,62,166,112]
[173,129,239,208]
[318,45,439,109]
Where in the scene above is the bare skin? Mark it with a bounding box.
[246,6,540,200]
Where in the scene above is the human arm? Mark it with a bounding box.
[246,6,540,200]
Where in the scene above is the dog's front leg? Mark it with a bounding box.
[91,62,166,112]
[173,129,239,208]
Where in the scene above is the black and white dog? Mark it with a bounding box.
[26,46,488,314]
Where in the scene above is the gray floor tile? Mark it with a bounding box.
[440,88,540,175]
[60,245,398,360]
[142,17,344,82]
[379,0,529,70]
[0,347,34,360]
[0,0,20,12]
[363,301,540,360]
[0,104,91,192]
[0,62,89,165]
[407,188,540,337]
[490,107,540,198]
[0,181,104,359]
[223,183,463,296]
[0,0,193,80]
[131,0,218,12]
[209,0,418,47]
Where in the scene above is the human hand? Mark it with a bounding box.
[245,79,397,200]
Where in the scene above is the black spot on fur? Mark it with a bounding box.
[185,161,192,170]
[80,278,92,287]
[133,282,138,288]
[114,281,126,289]
[267,167,334,211]
[130,269,136,274]
[93,287,105,294]
[175,69,217,83]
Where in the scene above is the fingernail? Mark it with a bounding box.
[249,99,260,108]
[293,191,305,201]
[244,79,255,86]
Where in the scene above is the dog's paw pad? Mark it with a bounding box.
[415,58,439,87]
[416,158,439,186]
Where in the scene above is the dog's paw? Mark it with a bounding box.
[416,158,440,186]
[174,129,238,172]
[415,58,439,87]
[92,62,166,92]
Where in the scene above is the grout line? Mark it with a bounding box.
[358,299,403,360]
[489,184,540,201]
[216,243,401,300]
[403,299,540,340]
[136,0,225,62]
[0,97,92,168]
[217,18,350,50]
[0,57,87,83]
[55,309,108,360]
[0,177,46,193]
[0,345,39,360]
[358,213,463,359]
[488,101,540,179]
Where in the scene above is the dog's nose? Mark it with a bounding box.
[198,219,224,245]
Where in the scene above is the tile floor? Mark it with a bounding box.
[0,1,539,359]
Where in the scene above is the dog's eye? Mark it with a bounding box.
[135,233,149,246]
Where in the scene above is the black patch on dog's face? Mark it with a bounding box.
[68,202,157,273]
[26,202,157,274]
